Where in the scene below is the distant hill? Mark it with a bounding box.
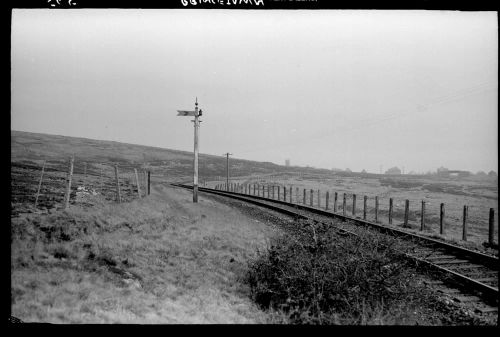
[11,130,333,180]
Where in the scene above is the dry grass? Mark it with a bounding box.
[11,184,279,323]
[223,174,498,250]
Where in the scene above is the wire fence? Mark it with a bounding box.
[208,178,498,247]
[11,158,151,216]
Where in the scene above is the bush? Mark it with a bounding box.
[246,220,421,324]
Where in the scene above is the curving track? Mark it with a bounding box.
[172,183,498,312]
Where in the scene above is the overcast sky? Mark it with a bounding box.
[11,9,498,173]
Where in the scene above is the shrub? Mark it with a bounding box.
[246,220,421,324]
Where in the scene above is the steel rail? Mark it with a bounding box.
[172,183,499,304]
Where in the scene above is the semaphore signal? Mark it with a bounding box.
[177,97,203,203]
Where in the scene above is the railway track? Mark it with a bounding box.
[172,183,499,313]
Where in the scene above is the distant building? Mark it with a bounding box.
[437,166,449,177]
[361,169,367,174]
[345,168,352,172]
[385,166,401,175]
[445,170,471,178]
[285,159,290,167]
[488,170,497,178]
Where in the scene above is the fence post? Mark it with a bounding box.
[303,189,306,204]
[363,196,367,220]
[343,193,346,216]
[389,198,393,225]
[352,194,356,217]
[296,187,299,203]
[34,160,46,209]
[420,201,426,231]
[289,186,292,203]
[284,185,287,202]
[334,192,338,213]
[273,185,275,199]
[317,190,320,208]
[64,156,74,210]
[310,189,313,206]
[147,171,151,195]
[375,196,379,223]
[440,203,445,234]
[278,186,281,201]
[325,191,329,210]
[134,168,141,198]
[488,208,495,245]
[142,170,146,193]
[462,205,468,241]
[114,165,122,203]
[403,199,409,227]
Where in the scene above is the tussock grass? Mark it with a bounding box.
[11,184,277,323]
[246,220,442,324]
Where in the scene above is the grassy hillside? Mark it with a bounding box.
[11,130,330,181]
[11,184,278,323]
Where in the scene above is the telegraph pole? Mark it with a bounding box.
[177,98,203,203]
[223,152,232,191]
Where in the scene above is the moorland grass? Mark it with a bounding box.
[246,219,443,324]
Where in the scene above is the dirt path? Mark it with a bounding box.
[11,183,280,323]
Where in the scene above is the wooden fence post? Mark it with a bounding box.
[134,168,141,198]
[303,189,306,204]
[34,160,46,209]
[272,185,275,199]
[147,171,151,195]
[296,187,299,203]
[343,193,346,216]
[317,190,320,208]
[310,189,313,206]
[284,185,287,201]
[278,186,281,200]
[363,196,367,220]
[440,203,445,234]
[420,201,426,231]
[462,205,468,241]
[325,191,329,210]
[142,170,146,194]
[334,192,338,213]
[375,196,379,223]
[289,186,292,203]
[403,199,409,227]
[352,194,356,217]
[389,198,393,225]
[488,208,495,245]
[64,156,74,210]
[114,165,122,203]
